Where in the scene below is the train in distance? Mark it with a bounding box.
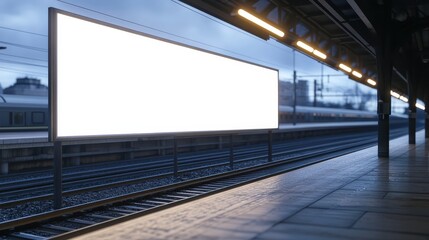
[0,94,407,132]
[0,94,48,131]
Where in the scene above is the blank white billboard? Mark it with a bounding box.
[50,9,278,140]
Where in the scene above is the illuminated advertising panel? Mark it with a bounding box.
[49,8,278,140]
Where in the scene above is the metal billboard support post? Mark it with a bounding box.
[229,134,234,169]
[173,137,178,178]
[53,141,63,209]
[268,130,273,162]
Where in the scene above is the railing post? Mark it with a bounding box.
[53,141,63,209]
[229,134,234,169]
[268,130,273,162]
[173,137,178,178]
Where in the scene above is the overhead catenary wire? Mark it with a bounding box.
[0,66,47,77]
[0,53,47,62]
[0,25,47,37]
[0,58,48,68]
[56,0,290,71]
[0,40,47,52]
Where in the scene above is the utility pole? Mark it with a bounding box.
[0,46,6,94]
[293,70,297,125]
[321,64,324,98]
[313,79,317,107]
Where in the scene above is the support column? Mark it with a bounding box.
[408,51,417,144]
[426,111,429,138]
[375,1,393,158]
[408,93,417,144]
[408,100,417,144]
[426,97,429,138]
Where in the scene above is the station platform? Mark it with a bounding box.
[73,130,429,240]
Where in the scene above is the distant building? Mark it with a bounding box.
[279,80,309,106]
[279,81,291,106]
[3,77,48,96]
[296,80,310,105]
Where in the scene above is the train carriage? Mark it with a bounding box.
[0,94,48,131]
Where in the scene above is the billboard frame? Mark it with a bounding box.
[48,7,279,142]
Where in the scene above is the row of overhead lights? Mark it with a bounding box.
[296,39,379,89]
[390,90,425,110]
[237,9,370,84]
[296,41,379,90]
[237,8,425,110]
[337,63,376,86]
[296,41,327,60]
[239,9,378,88]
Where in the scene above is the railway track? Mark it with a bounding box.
[0,130,383,207]
[0,127,412,239]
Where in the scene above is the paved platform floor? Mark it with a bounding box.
[74,130,429,240]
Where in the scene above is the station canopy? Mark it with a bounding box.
[180,0,429,103]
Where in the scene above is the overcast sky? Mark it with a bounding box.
[0,0,345,87]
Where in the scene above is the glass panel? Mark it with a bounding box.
[32,111,45,124]
[13,112,24,126]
